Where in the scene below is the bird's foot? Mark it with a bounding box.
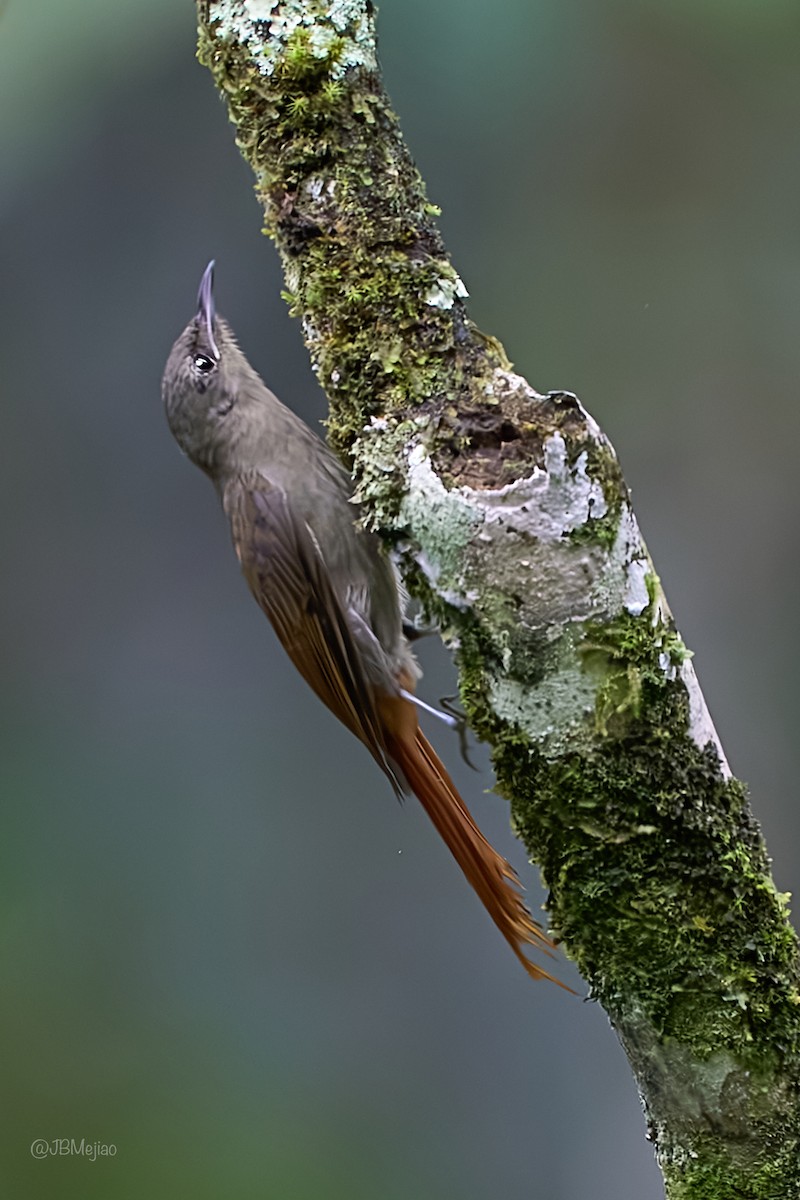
[439,695,478,771]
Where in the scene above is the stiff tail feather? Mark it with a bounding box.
[380,696,568,987]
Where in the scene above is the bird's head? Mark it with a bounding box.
[162,261,249,474]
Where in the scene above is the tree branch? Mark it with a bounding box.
[197,3,800,1193]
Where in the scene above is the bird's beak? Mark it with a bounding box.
[196,259,220,360]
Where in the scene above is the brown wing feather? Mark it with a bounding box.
[223,476,404,796]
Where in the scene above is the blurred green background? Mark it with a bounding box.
[1,2,799,1197]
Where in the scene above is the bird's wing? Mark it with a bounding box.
[225,476,564,985]
[223,475,405,796]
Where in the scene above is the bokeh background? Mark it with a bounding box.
[1,2,799,1197]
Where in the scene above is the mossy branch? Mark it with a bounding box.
[196,2,800,1194]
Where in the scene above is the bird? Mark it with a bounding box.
[162,260,562,984]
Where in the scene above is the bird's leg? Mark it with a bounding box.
[399,690,478,771]
[399,614,476,768]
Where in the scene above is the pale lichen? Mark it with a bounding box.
[424,271,469,310]
[680,658,731,775]
[488,649,598,757]
[214,0,377,76]
[400,447,478,596]
[624,557,651,616]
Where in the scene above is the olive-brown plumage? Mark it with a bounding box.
[162,262,561,983]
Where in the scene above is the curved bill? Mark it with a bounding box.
[196,259,220,360]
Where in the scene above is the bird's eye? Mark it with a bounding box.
[193,353,216,373]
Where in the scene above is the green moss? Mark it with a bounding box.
[579,602,691,738]
[567,510,619,550]
[663,1136,800,1199]
[584,435,629,512]
[198,12,508,473]
[453,586,800,1070]
[278,26,346,85]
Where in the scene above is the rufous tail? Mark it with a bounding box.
[379,695,569,987]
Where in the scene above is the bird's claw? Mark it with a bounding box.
[439,695,479,771]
